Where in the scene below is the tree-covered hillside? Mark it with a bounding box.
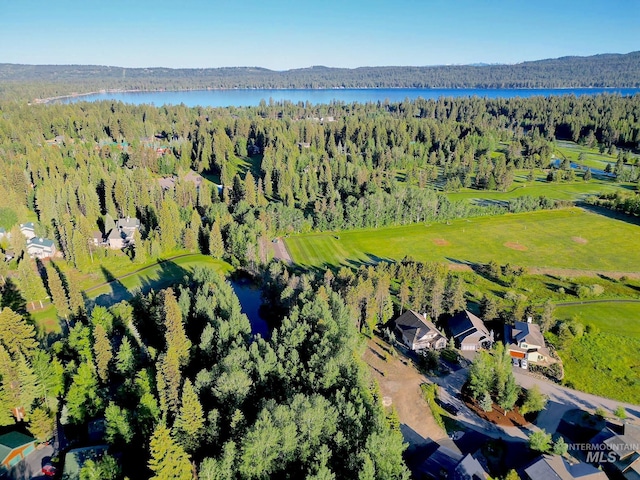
[1,51,639,101]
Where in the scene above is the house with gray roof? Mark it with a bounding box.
[525,454,607,480]
[394,310,447,351]
[419,445,489,480]
[589,423,640,480]
[448,310,493,351]
[107,217,141,249]
[505,318,554,368]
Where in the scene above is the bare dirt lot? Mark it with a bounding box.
[363,337,445,446]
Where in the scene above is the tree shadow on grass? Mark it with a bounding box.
[0,277,28,315]
[90,260,190,309]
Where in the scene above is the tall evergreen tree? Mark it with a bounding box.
[173,378,205,452]
[148,424,192,480]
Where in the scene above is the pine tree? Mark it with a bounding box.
[163,289,191,366]
[208,222,225,259]
[66,270,86,318]
[105,402,134,445]
[174,378,205,452]
[46,266,70,319]
[93,324,113,383]
[0,307,38,357]
[28,407,55,442]
[115,336,136,376]
[148,424,192,480]
[159,349,182,416]
[479,391,493,412]
[445,276,466,314]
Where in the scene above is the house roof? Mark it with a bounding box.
[525,454,608,480]
[454,454,489,479]
[449,310,490,340]
[0,432,35,463]
[420,445,463,478]
[19,222,35,231]
[62,445,109,478]
[116,217,140,230]
[92,231,103,240]
[513,321,546,347]
[395,310,444,344]
[107,229,122,240]
[27,237,55,249]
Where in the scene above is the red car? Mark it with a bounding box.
[42,463,57,477]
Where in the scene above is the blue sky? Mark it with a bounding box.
[1,0,638,69]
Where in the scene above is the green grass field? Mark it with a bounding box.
[555,301,640,337]
[446,174,628,203]
[558,331,640,404]
[85,254,231,300]
[286,208,640,272]
[547,301,640,403]
[30,254,232,334]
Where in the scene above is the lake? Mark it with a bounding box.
[60,87,640,108]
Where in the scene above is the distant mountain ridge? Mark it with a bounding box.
[1,51,639,101]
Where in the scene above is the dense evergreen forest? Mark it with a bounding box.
[1,51,640,101]
[0,92,639,478]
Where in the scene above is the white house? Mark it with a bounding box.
[107,217,141,250]
[26,237,56,259]
[19,223,36,240]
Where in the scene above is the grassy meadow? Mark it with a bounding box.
[556,331,640,404]
[285,208,640,272]
[555,301,640,337]
[545,301,640,403]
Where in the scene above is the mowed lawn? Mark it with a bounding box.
[447,177,629,203]
[555,301,640,337]
[285,208,640,272]
[86,254,232,300]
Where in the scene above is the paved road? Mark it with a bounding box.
[432,365,640,440]
[431,368,530,442]
[513,369,640,433]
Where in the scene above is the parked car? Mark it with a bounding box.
[435,398,459,416]
[42,463,57,477]
[521,359,528,369]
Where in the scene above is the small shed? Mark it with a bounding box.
[0,431,37,468]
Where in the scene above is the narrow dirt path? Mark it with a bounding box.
[271,238,293,264]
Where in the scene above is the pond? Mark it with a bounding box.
[230,279,270,339]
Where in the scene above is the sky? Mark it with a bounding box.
[1,0,638,70]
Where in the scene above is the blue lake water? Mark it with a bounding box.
[60,87,640,108]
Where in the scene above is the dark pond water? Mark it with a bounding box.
[230,280,270,338]
[59,87,640,108]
